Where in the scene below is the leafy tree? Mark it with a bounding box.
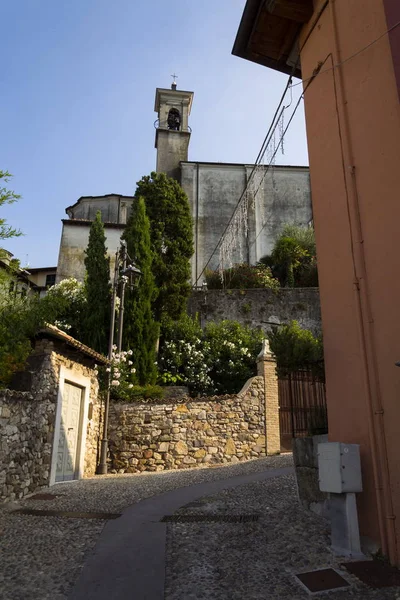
[122,197,159,384]
[0,292,38,387]
[41,278,87,338]
[83,211,111,354]
[0,170,22,241]
[267,320,324,376]
[135,172,194,321]
[0,277,86,387]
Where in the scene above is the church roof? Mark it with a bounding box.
[65,193,134,214]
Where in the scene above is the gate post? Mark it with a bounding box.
[257,340,281,455]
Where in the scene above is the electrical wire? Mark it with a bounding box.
[194,18,399,285]
[194,76,293,285]
[290,19,400,89]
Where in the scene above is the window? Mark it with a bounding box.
[46,273,56,287]
[167,108,181,131]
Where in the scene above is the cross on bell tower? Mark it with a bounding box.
[154,79,194,181]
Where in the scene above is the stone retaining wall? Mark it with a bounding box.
[293,434,329,517]
[188,288,321,335]
[108,376,268,473]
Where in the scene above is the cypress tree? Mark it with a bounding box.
[135,172,194,321]
[122,196,159,384]
[83,211,111,354]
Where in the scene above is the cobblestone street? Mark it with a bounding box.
[1,454,400,599]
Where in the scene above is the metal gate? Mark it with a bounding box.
[278,367,327,452]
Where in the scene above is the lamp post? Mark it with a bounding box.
[97,241,141,475]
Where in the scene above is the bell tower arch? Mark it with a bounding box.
[154,80,194,181]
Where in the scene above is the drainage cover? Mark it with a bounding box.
[161,514,259,523]
[342,560,400,588]
[295,569,350,593]
[13,509,121,520]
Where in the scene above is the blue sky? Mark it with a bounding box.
[1,0,308,268]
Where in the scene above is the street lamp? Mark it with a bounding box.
[97,241,141,475]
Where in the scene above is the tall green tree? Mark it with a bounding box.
[122,197,159,384]
[135,172,194,321]
[83,211,111,353]
[0,170,22,241]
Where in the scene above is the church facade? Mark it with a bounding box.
[53,82,312,285]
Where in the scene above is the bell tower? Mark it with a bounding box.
[154,78,194,181]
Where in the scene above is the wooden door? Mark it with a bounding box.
[56,381,83,482]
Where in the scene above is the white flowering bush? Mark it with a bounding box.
[205,320,264,394]
[158,316,263,395]
[42,278,86,337]
[158,338,213,394]
[103,346,163,402]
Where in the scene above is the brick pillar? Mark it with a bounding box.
[257,340,281,455]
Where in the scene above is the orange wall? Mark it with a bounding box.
[300,0,400,559]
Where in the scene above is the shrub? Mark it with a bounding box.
[267,320,324,376]
[205,320,264,394]
[205,263,279,290]
[158,315,212,394]
[111,384,164,403]
[42,278,86,338]
[260,224,318,288]
[158,317,264,395]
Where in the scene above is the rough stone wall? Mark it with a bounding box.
[0,389,54,502]
[293,435,329,517]
[188,288,321,335]
[0,338,102,502]
[108,376,267,473]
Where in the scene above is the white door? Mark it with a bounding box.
[56,381,84,482]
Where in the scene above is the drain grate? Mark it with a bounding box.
[295,569,350,593]
[161,514,259,523]
[13,509,121,520]
[342,560,400,588]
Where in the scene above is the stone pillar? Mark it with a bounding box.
[257,340,281,455]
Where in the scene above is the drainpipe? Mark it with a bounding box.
[330,0,397,564]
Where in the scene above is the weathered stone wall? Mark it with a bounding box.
[0,337,102,502]
[0,389,54,502]
[188,288,321,335]
[293,435,329,517]
[108,376,268,473]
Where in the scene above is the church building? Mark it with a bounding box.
[52,82,312,286]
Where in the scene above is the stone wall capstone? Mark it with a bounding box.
[108,376,268,473]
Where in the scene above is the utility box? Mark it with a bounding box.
[318,442,362,494]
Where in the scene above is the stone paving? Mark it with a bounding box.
[1,453,400,599]
[165,472,400,600]
[0,455,291,600]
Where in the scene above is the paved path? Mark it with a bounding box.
[69,466,292,600]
